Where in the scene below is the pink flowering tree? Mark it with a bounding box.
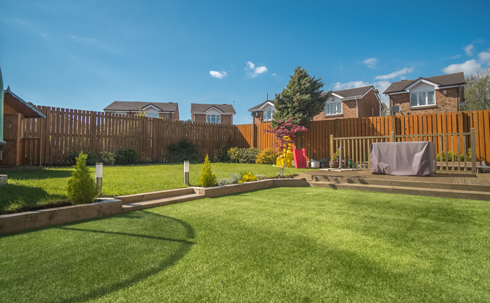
[264,117,307,150]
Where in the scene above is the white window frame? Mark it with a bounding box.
[263,108,275,121]
[324,98,342,116]
[410,91,436,108]
[206,114,221,124]
[146,112,159,118]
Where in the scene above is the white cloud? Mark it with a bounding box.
[272,73,277,77]
[442,59,481,75]
[333,81,370,90]
[450,55,462,59]
[478,49,490,64]
[245,61,267,78]
[375,67,414,80]
[363,58,377,69]
[464,44,474,56]
[209,70,227,79]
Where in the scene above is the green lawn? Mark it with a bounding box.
[0,163,312,213]
[1,188,489,302]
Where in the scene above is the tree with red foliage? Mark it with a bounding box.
[264,117,307,149]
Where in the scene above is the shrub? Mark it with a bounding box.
[228,147,239,163]
[218,172,241,186]
[200,155,217,187]
[238,172,258,183]
[167,140,199,163]
[256,148,281,164]
[237,147,261,163]
[67,150,97,166]
[100,151,115,165]
[115,148,139,165]
[66,152,99,204]
[213,144,231,163]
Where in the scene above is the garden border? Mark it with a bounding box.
[0,178,309,236]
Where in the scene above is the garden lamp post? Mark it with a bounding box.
[184,160,189,185]
[95,162,103,194]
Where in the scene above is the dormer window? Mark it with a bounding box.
[325,97,342,115]
[206,114,221,124]
[410,91,435,107]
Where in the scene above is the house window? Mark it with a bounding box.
[410,91,435,107]
[146,113,159,118]
[264,108,275,121]
[206,114,221,124]
[325,98,342,115]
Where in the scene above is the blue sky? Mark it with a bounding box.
[1,0,490,123]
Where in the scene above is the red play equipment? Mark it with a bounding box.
[293,148,307,168]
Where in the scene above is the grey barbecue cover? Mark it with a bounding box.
[370,142,436,176]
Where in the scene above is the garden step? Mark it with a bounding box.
[117,188,197,204]
[310,175,490,192]
[308,182,490,201]
[122,193,205,212]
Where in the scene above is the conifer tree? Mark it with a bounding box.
[200,155,217,187]
[66,152,99,204]
[272,66,330,128]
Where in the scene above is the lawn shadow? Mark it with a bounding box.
[6,169,73,180]
[54,211,195,303]
[0,184,66,214]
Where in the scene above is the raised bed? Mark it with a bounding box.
[0,198,122,236]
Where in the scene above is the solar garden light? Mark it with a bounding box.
[95,162,103,193]
[184,160,189,185]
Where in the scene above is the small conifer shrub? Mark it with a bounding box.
[200,155,217,187]
[66,152,99,204]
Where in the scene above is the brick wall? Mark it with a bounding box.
[253,111,264,124]
[389,87,461,115]
[313,90,381,120]
[358,89,380,118]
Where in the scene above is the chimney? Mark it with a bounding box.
[266,93,268,100]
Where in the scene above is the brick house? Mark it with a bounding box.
[247,98,276,124]
[313,86,381,120]
[190,103,236,125]
[104,101,179,120]
[248,86,381,122]
[383,72,465,115]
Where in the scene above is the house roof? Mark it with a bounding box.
[383,72,465,94]
[104,101,178,112]
[190,103,236,114]
[248,99,276,112]
[328,85,374,99]
[4,87,46,118]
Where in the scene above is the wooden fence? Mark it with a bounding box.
[13,107,490,166]
[20,106,248,165]
[245,110,490,163]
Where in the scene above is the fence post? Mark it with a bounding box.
[330,134,334,158]
[252,123,256,148]
[390,131,395,142]
[470,128,476,173]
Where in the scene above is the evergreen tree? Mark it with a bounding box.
[66,152,99,204]
[200,155,217,187]
[272,66,330,128]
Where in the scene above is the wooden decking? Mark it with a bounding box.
[298,170,490,201]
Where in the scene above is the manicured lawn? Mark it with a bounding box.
[1,188,489,302]
[0,163,312,213]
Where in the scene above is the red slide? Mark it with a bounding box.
[293,148,308,168]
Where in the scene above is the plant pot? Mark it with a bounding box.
[329,161,339,168]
